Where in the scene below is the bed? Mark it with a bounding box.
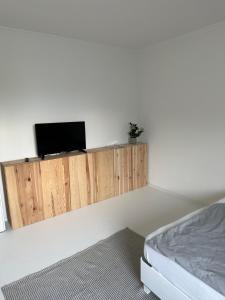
[141,198,225,300]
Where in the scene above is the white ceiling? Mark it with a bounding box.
[1,0,225,48]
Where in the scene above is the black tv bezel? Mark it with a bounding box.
[35,121,86,158]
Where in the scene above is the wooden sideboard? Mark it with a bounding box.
[1,143,148,229]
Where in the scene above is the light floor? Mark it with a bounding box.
[0,186,204,299]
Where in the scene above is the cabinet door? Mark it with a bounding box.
[132,144,148,189]
[69,153,95,210]
[94,149,114,201]
[114,146,133,196]
[40,158,70,219]
[3,162,43,229]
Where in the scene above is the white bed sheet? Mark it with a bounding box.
[144,198,225,300]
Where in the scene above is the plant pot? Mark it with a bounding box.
[129,137,137,144]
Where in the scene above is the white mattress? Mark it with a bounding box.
[144,198,225,300]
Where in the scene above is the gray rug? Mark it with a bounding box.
[2,228,159,300]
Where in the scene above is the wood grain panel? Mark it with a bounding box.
[114,146,133,195]
[3,162,44,229]
[3,166,23,229]
[94,149,114,202]
[16,162,44,225]
[69,153,95,210]
[132,144,148,189]
[40,158,71,219]
[2,143,148,229]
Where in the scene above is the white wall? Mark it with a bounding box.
[0,197,5,231]
[139,21,225,203]
[3,19,225,229]
[0,27,138,223]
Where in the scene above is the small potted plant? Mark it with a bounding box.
[128,122,144,144]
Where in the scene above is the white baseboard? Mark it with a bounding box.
[148,183,206,207]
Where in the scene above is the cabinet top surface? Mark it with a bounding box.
[1,143,147,167]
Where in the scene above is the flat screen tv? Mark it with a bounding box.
[35,122,86,157]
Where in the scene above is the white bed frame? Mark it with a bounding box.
[141,257,225,300]
[141,199,225,300]
[141,257,191,300]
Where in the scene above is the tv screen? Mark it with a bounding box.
[35,122,86,157]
